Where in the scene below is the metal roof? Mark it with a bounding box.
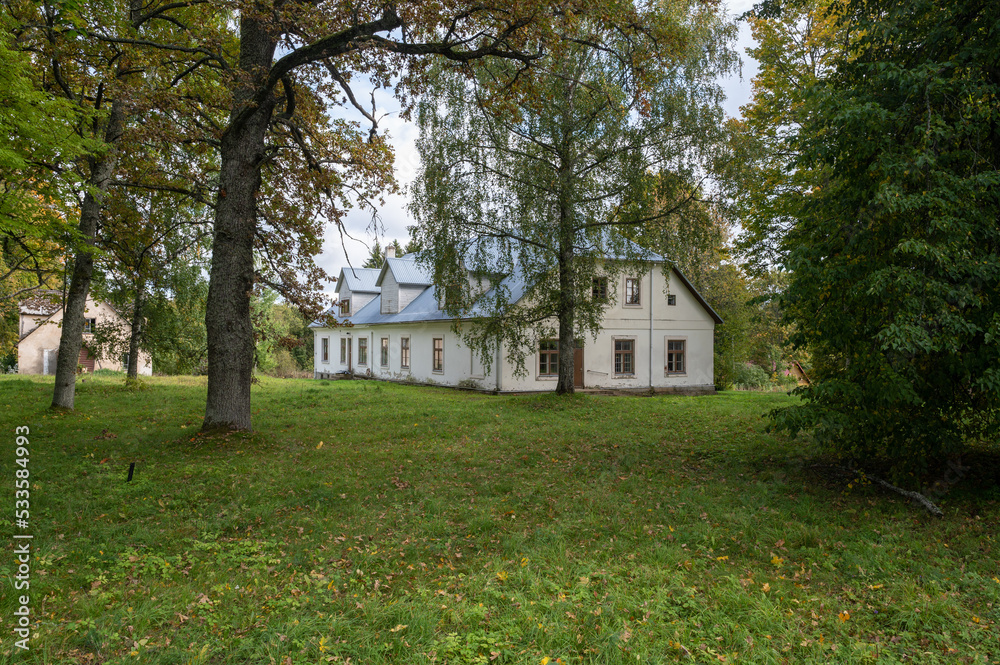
[375,256,434,287]
[313,238,719,328]
[336,267,381,294]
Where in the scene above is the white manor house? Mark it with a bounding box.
[311,246,721,393]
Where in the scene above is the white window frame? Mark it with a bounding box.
[321,336,330,363]
[340,338,348,365]
[358,337,368,366]
[380,336,389,367]
[624,277,641,307]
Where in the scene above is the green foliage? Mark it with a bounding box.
[143,263,210,375]
[0,375,997,663]
[702,265,796,389]
[0,13,94,234]
[251,290,314,376]
[771,0,1000,483]
[362,238,404,268]
[733,363,773,390]
[718,0,845,274]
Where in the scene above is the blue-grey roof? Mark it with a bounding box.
[310,236,718,329]
[320,268,529,327]
[337,267,381,294]
[375,256,433,287]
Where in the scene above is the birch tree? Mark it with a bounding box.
[410,7,736,393]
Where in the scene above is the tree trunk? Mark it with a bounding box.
[202,19,277,432]
[555,166,576,395]
[51,101,125,409]
[126,287,144,379]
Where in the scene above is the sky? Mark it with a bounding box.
[314,1,759,294]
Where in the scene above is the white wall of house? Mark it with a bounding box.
[314,264,717,392]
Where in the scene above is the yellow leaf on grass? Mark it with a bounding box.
[316,441,324,449]
[839,611,850,622]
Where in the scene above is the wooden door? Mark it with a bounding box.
[78,347,95,373]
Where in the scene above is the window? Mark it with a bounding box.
[400,337,410,369]
[340,338,347,364]
[321,337,330,363]
[440,284,462,310]
[538,340,558,376]
[666,339,685,374]
[592,277,608,301]
[82,317,97,334]
[614,339,635,375]
[358,338,368,365]
[380,337,389,367]
[667,294,677,306]
[432,337,444,372]
[625,278,641,306]
[339,298,351,316]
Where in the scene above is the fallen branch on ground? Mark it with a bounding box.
[811,463,945,517]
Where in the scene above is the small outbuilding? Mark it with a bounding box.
[16,292,152,375]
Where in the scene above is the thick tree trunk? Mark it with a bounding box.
[202,19,277,432]
[51,101,125,409]
[126,288,143,379]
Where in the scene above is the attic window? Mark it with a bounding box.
[667,294,676,306]
[339,299,351,316]
[82,318,97,334]
[440,284,462,310]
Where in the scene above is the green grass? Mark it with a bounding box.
[0,375,997,664]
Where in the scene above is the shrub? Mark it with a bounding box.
[733,363,773,390]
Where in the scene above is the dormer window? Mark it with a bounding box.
[339,298,351,316]
[82,318,97,334]
[439,284,462,310]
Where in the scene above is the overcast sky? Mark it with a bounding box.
[314,1,759,293]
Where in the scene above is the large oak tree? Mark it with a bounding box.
[92,0,729,429]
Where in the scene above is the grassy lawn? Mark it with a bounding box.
[0,375,997,664]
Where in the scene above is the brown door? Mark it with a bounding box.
[78,347,95,373]
[573,347,584,388]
